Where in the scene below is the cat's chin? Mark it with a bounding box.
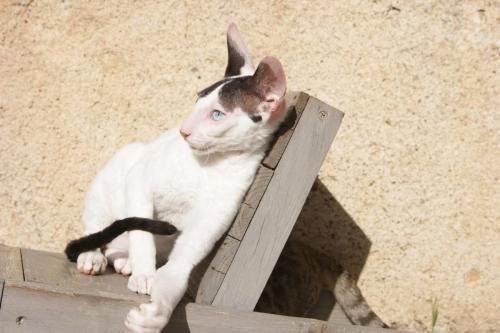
[189,144,216,156]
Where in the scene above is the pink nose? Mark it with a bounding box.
[180,129,191,139]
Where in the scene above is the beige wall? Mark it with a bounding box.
[0,1,498,332]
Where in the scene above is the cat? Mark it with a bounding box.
[68,23,289,333]
[257,239,388,327]
[66,23,388,332]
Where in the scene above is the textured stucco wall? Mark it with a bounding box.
[0,1,498,332]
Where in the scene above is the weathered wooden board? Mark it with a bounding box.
[189,235,240,304]
[0,245,23,281]
[21,248,148,301]
[213,96,344,310]
[241,165,274,209]
[262,92,309,169]
[228,165,273,242]
[307,290,352,326]
[0,281,400,333]
[323,324,404,333]
[166,302,326,333]
[0,279,4,308]
[227,202,256,240]
[0,283,138,333]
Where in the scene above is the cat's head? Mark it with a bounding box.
[180,23,287,155]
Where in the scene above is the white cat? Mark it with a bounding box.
[71,23,289,332]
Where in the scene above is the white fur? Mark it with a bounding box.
[77,24,288,333]
[81,114,279,331]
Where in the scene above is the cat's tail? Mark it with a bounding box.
[65,217,177,262]
[324,263,389,328]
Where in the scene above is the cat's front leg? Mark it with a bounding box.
[125,264,187,332]
[127,230,156,295]
[124,257,191,332]
[125,205,234,333]
[124,164,157,295]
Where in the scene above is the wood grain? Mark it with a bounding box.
[323,324,404,333]
[0,245,23,282]
[0,282,401,333]
[191,235,240,305]
[307,290,352,326]
[166,302,328,333]
[213,96,344,310]
[227,203,256,240]
[0,279,4,308]
[21,248,148,301]
[0,283,137,333]
[242,166,274,209]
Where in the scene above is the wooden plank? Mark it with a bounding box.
[324,324,404,333]
[262,92,309,169]
[191,235,240,304]
[0,245,23,282]
[21,248,148,302]
[0,283,401,333]
[0,283,138,333]
[307,290,352,326]
[168,302,327,333]
[228,202,256,240]
[242,165,274,209]
[213,96,344,310]
[0,279,4,308]
[329,303,353,326]
[0,282,359,333]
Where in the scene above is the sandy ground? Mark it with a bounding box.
[0,1,498,332]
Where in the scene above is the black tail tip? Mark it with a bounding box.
[64,240,79,262]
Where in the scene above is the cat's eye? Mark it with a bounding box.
[211,110,226,121]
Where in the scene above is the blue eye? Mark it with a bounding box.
[211,110,226,121]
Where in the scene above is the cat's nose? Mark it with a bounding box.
[180,129,191,139]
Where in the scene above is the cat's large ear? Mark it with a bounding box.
[225,23,254,77]
[251,56,286,113]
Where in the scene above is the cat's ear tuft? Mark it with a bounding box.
[225,23,254,77]
[251,56,287,112]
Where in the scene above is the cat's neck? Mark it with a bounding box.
[193,145,266,169]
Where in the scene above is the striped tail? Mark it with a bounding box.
[329,268,388,328]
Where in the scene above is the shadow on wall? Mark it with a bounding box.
[293,178,371,281]
[256,178,372,320]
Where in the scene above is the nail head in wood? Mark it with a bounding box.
[319,110,328,120]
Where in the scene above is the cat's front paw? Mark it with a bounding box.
[76,250,107,275]
[125,302,171,333]
[113,257,132,276]
[128,274,155,295]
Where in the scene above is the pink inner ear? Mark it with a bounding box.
[253,56,286,101]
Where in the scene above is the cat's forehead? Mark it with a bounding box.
[197,77,233,99]
[197,76,262,122]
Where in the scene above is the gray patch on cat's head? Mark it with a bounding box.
[197,78,232,99]
[218,62,279,122]
[196,74,263,123]
[218,75,263,122]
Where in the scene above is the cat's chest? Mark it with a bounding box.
[151,167,203,226]
[153,188,195,225]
